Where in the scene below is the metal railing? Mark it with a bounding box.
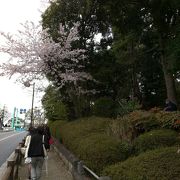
[83,165,100,179]
[77,161,111,180]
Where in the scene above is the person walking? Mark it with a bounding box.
[26,126,49,180]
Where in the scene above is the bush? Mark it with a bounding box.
[155,111,180,130]
[117,99,141,117]
[103,146,180,180]
[127,110,159,130]
[76,133,132,174]
[93,97,117,118]
[107,111,160,142]
[57,117,111,151]
[107,118,136,143]
[49,117,132,174]
[49,120,67,143]
[134,129,180,154]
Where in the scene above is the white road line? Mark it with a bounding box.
[0,132,25,142]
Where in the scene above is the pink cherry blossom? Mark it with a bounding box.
[0,21,92,88]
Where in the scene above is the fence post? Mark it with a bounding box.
[15,148,22,165]
[77,161,84,175]
[7,160,15,179]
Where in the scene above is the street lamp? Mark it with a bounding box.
[24,81,35,127]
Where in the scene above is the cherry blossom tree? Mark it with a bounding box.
[0,21,92,88]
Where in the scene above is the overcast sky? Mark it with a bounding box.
[0,0,49,113]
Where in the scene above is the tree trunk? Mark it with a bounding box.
[129,40,142,103]
[161,58,177,104]
[159,36,177,105]
[132,66,142,103]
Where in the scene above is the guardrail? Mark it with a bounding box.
[1,143,23,180]
[83,165,110,180]
[77,161,110,180]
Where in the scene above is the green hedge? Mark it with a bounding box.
[57,117,110,151]
[48,113,180,178]
[75,133,132,174]
[103,146,180,180]
[133,129,180,154]
[49,120,67,143]
[48,117,132,174]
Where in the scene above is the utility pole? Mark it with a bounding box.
[30,83,35,127]
[24,81,35,127]
[11,107,16,129]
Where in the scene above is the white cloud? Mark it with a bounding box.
[0,0,45,32]
[0,77,31,111]
[0,0,49,113]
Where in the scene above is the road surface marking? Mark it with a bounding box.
[0,132,25,142]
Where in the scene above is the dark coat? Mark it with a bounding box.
[164,101,177,112]
[28,133,49,157]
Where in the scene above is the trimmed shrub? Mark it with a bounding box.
[127,110,160,132]
[57,117,111,151]
[107,118,136,143]
[134,129,180,154]
[76,133,132,174]
[107,111,160,142]
[93,97,117,118]
[155,111,180,130]
[103,146,180,180]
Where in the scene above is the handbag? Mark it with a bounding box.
[49,137,54,145]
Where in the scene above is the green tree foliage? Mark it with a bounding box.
[89,50,131,99]
[93,97,117,118]
[100,0,180,106]
[42,85,68,121]
[41,0,180,113]
[139,50,167,108]
[42,0,110,44]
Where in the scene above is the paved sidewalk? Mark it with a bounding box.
[18,149,73,180]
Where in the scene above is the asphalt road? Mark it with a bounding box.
[0,130,27,166]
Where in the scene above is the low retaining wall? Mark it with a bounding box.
[0,146,23,180]
[52,138,90,180]
[52,138,111,180]
[0,154,13,178]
